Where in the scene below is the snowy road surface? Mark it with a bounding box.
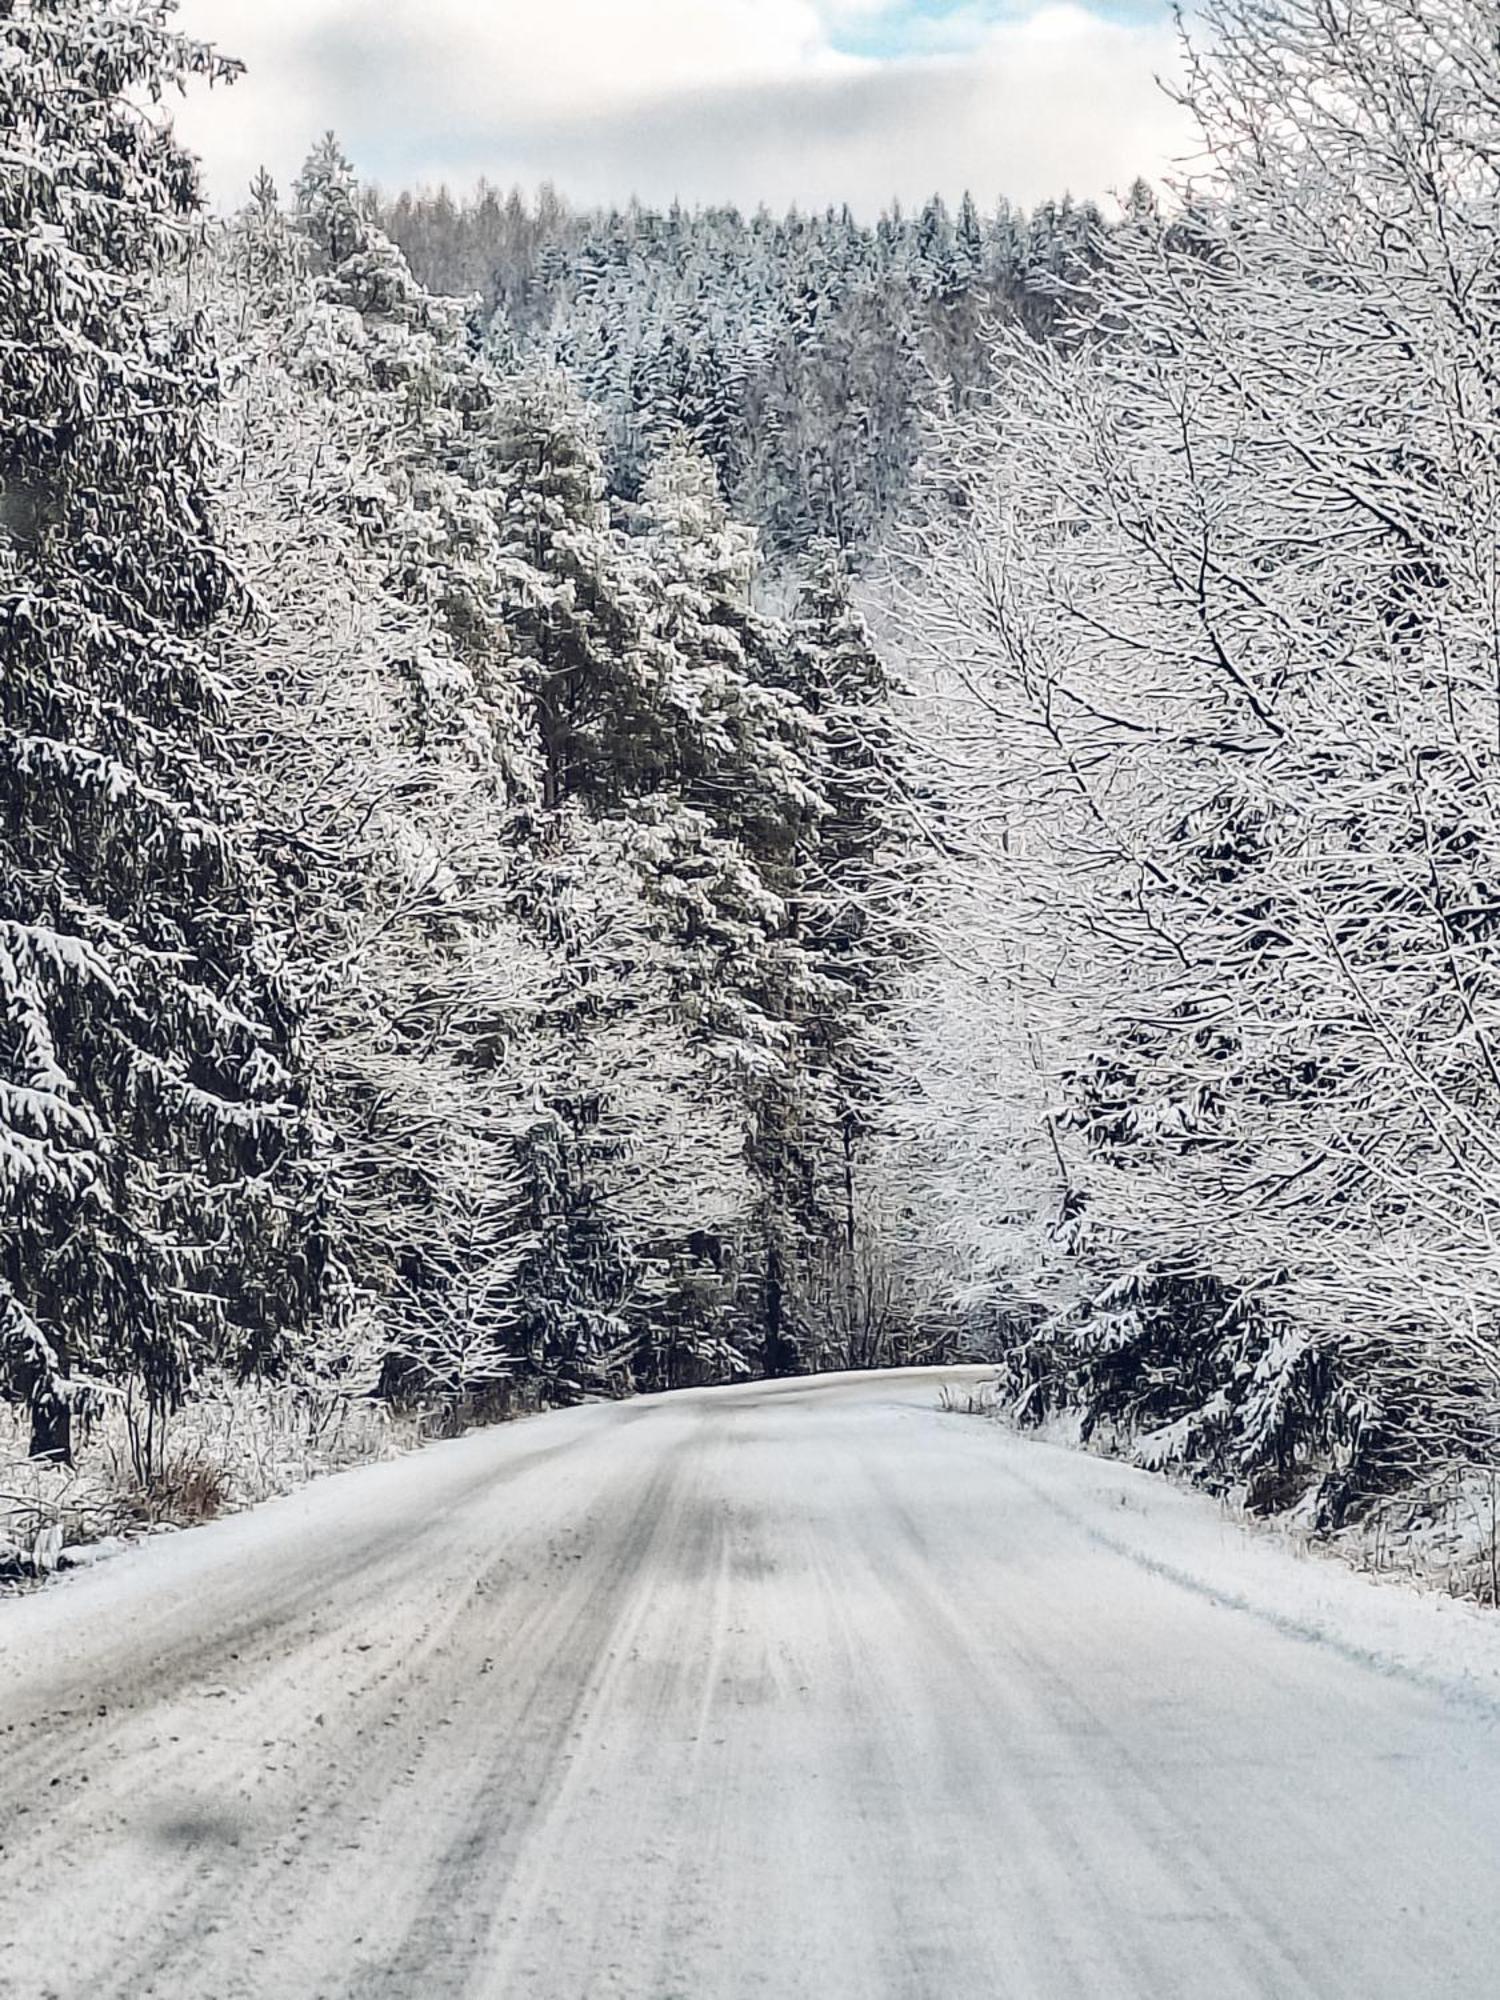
[4,1368,1500,2000]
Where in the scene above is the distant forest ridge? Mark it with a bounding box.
[376,182,1141,557]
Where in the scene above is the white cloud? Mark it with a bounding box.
[172,0,1189,215]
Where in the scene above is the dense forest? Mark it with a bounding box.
[2,10,956,1483]
[380,179,1111,555]
[5,0,1500,1564]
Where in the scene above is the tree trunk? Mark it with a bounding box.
[762,1234,797,1378]
[29,1391,72,1466]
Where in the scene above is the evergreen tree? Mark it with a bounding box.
[493,401,790,1384]
[636,443,831,1372]
[484,367,680,811]
[790,543,913,1324]
[0,2,321,1458]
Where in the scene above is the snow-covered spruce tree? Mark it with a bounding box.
[633,441,833,1374]
[895,0,1500,1519]
[0,2,328,1460]
[786,543,919,1364]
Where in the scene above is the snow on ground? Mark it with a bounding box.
[4,1367,1500,1999]
[967,1401,1500,1715]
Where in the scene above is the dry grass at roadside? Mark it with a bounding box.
[935,1381,998,1418]
[0,1380,427,1585]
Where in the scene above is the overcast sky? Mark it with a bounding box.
[173,0,1192,217]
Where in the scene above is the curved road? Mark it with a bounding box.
[3,1368,1500,1998]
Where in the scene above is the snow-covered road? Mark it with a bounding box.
[4,1368,1500,1999]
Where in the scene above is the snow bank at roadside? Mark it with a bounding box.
[960,1399,1500,1710]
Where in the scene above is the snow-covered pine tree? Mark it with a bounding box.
[0,1,321,1458]
[483,366,681,810]
[788,542,915,1352]
[482,369,673,1394]
[486,384,767,1386]
[634,441,832,1373]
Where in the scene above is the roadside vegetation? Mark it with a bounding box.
[7,0,1500,1599]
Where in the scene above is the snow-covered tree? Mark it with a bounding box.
[0,1,324,1459]
[203,161,548,1412]
[631,444,849,1370]
[892,0,1500,1518]
[787,544,916,1352]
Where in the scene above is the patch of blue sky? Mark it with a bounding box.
[826,0,1172,61]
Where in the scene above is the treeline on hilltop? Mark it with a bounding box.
[378,180,1117,558]
[0,6,928,1469]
